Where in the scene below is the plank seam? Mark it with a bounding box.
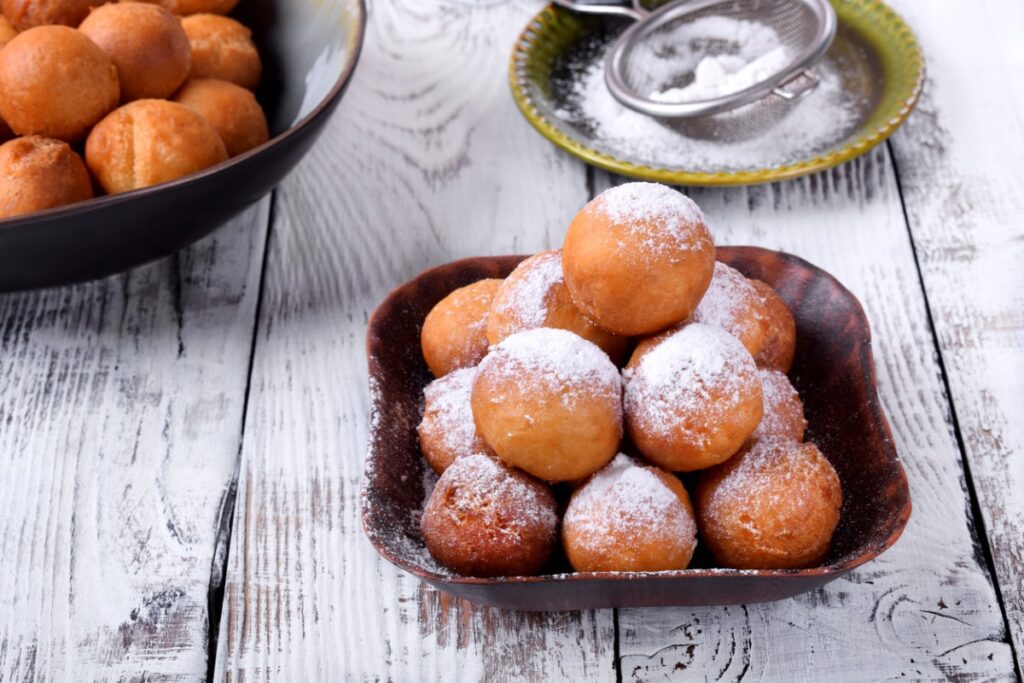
[886,139,1024,681]
[205,192,278,683]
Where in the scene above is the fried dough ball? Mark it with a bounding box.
[0,136,92,218]
[418,367,493,475]
[0,26,119,142]
[624,323,762,472]
[486,250,629,363]
[691,261,769,357]
[471,328,622,482]
[0,15,17,46]
[78,3,190,102]
[123,0,238,16]
[562,182,715,336]
[85,99,228,193]
[420,454,558,577]
[563,454,697,572]
[753,368,806,443]
[695,439,842,569]
[750,279,796,372]
[173,78,269,157]
[181,14,261,90]
[1,0,96,31]
[421,278,502,378]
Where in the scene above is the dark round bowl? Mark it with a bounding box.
[0,0,366,291]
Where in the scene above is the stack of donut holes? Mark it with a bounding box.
[0,0,268,218]
[417,182,843,577]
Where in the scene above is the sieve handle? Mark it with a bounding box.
[550,0,648,21]
[772,70,821,101]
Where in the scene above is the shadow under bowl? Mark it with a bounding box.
[0,0,366,292]
[362,247,911,610]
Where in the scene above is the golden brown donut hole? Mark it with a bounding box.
[0,26,119,142]
[0,136,92,218]
[563,182,715,336]
[752,368,806,443]
[471,328,622,482]
[624,323,763,472]
[1,0,97,31]
[174,78,269,157]
[0,15,18,46]
[85,99,227,193]
[691,261,769,358]
[750,279,797,373]
[417,367,493,475]
[563,454,697,572]
[695,439,842,569]
[122,0,238,16]
[486,249,629,364]
[181,14,261,91]
[79,3,190,102]
[420,278,502,378]
[420,454,558,577]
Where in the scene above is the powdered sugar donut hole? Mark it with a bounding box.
[750,279,796,372]
[563,454,697,572]
[563,183,715,336]
[752,368,807,443]
[691,261,769,357]
[624,323,763,471]
[421,278,502,377]
[418,367,494,474]
[471,328,623,482]
[487,250,629,363]
[420,454,558,577]
[695,439,842,569]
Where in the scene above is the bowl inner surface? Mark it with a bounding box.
[363,249,911,584]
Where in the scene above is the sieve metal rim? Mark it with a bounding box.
[605,0,838,118]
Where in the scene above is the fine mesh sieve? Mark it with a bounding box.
[554,0,837,123]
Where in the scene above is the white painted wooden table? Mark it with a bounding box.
[1,1,1022,680]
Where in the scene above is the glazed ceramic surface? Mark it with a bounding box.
[362,247,911,610]
[0,0,365,291]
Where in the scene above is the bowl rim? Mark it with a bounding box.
[361,247,912,591]
[0,0,367,234]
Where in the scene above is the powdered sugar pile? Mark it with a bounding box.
[419,367,486,461]
[564,454,696,549]
[493,250,565,329]
[480,327,622,404]
[624,323,758,444]
[650,47,790,103]
[552,15,867,171]
[692,261,765,339]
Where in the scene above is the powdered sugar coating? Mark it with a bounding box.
[418,367,491,472]
[624,323,759,446]
[478,327,622,405]
[692,261,766,345]
[753,368,807,442]
[492,250,564,329]
[563,454,697,570]
[592,182,705,255]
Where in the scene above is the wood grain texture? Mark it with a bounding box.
[0,202,269,681]
[885,1,1024,674]
[215,1,614,680]
[599,151,1017,680]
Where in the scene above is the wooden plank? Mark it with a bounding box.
[214,1,615,680]
[602,150,1017,680]
[884,0,1024,673]
[0,202,269,681]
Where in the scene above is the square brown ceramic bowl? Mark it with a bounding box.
[362,247,911,610]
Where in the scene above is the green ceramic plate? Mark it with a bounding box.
[509,0,924,186]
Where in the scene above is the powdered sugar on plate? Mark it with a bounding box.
[564,454,696,550]
[624,323,759,444]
